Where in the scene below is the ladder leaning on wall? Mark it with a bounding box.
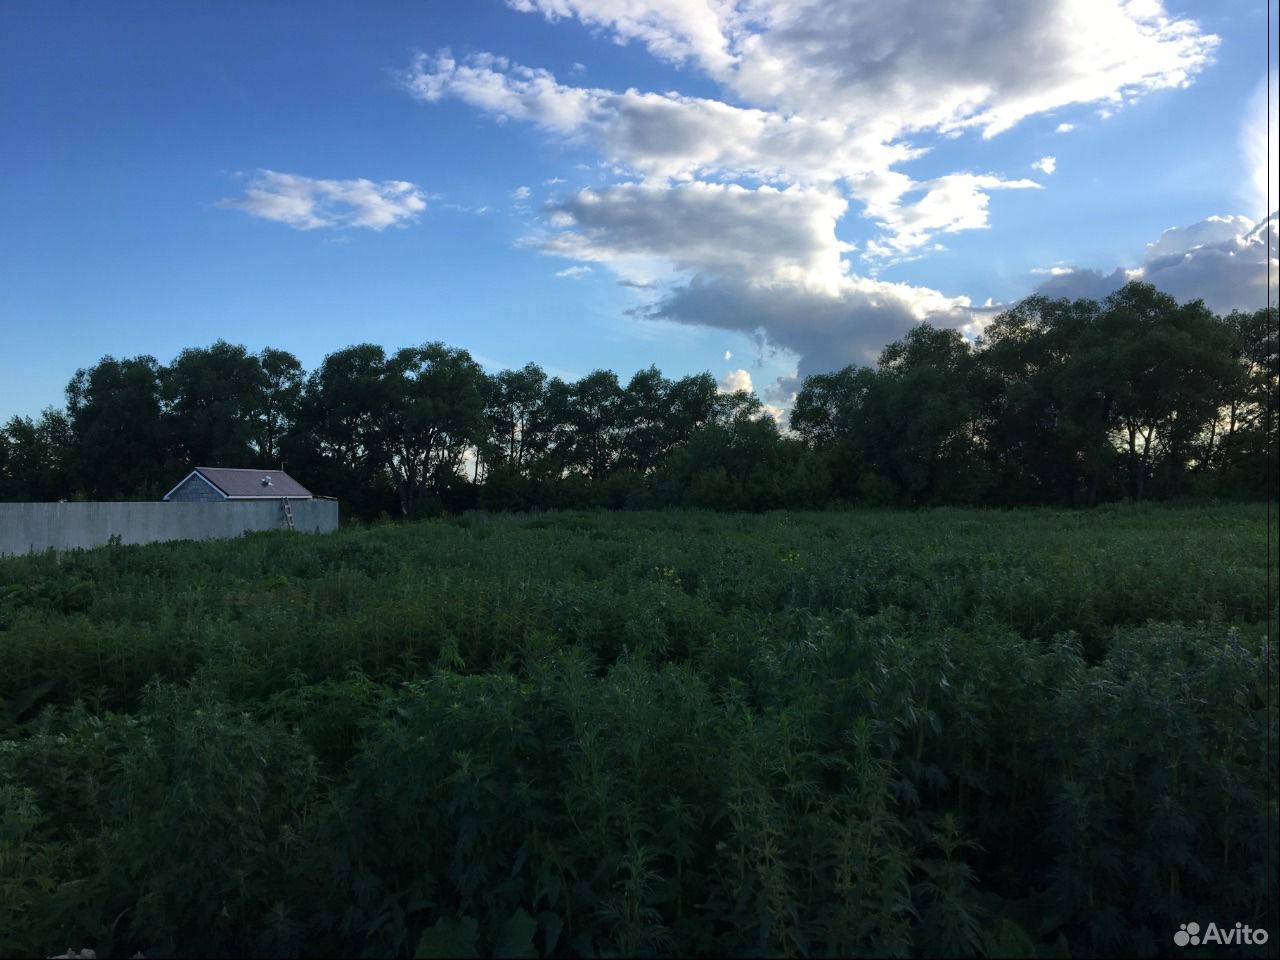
[280,496,296,531]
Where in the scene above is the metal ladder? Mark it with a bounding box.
[280,496,296,531]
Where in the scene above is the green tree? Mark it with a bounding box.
[551,370,625,482]
[1201,306,1277,497]
[383,342,487,517]
[790,365,879,501]
[482,363,551,476]
[1093,284,1239,499]
[253,347,305,468]
[619,366,674,475]
[161,340,266,469]
[66,355,168,498]
[0,408,73,501]
[977,295,1110,505]
[293,344,394,517]
[870,324,985,505]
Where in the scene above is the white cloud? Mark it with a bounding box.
[407,51,1049,257]
[526,178,983,377]
[533,181,854,289]
[544,177,567,185]
[555,265,593,277]
[509,0,1217,138]
[718,367,791,425]
[1055,122,1075,133]
[1142,214,1254,260]
[718,368,754,393]
[1034,213,1278,314]
[404,50,916,186]
[507,0,737,73]
[854,172,1041,255]
[650,273,978,378]
[512,185,533,201]
[1032,156,1057,174]
[221,170,426,230]
[723,349,733,360]
[409,1,1222,382]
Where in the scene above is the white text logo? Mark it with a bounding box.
[1174,921,1269,947]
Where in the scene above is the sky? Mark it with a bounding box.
[1,0,1276,422]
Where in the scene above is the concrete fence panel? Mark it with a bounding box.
[0,500,339,557]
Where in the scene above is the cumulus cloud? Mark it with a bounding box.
[1034,214,1278,314]
[1055,122,1075,133]
[718,368,754,393]
[221,170,426,230]
[526,178,984,377]
[650,273,978,378]
[506,0,737,73]
[854,171,1041,255]
[1032,156,1056,174]
[509,0,1217,137]
[408,1,1221,388]
[404,49,915,185]
[513,185,533,201]
[717,367,791,426]
[532,181,854,288]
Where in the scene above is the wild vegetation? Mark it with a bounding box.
[2,505,1275,957]
[1,283,1275,517]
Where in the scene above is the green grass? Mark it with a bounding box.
[1,505,1276,957]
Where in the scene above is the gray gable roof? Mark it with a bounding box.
[163,467,313,500]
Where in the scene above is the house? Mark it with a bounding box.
[163,466,314,502]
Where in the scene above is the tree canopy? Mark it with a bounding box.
[3,282,1274,514]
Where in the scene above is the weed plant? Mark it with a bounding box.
[1,505,1275,956]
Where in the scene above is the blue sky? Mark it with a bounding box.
[1,0,1275,421]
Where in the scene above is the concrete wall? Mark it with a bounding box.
[0,500,339,557]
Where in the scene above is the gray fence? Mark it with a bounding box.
[0,500,339,557]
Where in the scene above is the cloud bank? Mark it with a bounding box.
[1034,214,1278,315]
[407,0,1228,386]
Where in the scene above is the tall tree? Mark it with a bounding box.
[978,295,1108,505]
[870,324,985,504]
[620,366,674,475]
[383,342,487,517]
[0,409,73,501]
[551,370,625,481]
[161,340,266,469]
[1200,306,1278,496]
[1093,283,1238,499]
[482,363,551,476]
[66,355,168,499]
[294,344,394,515]
[790,365,880,501]
[253,347,304,468]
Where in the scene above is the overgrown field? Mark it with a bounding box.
[1,505,1276,958]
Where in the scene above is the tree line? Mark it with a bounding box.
[1,282,1274,517]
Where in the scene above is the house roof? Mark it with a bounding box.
[163,467,314,500]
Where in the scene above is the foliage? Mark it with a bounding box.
[1,505,1275,956]
[3,283,1272,517]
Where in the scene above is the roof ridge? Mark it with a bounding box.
[197,466,287,473]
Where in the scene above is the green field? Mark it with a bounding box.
[2,506,1276,957]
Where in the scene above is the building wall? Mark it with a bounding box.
[167,475,225,502]
[0,500,339,556]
